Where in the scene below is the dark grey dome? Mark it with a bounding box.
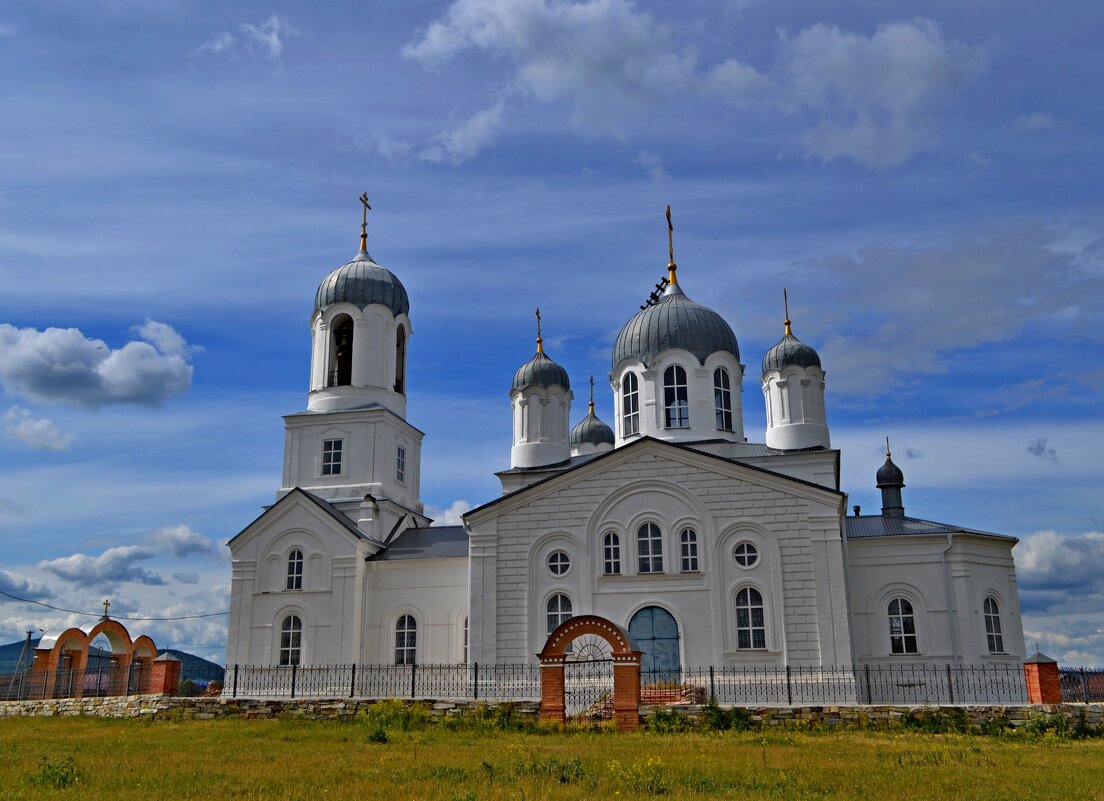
[512,350,570,392]
[315,250,409,317]
[762,333,821,374]
[876,455,905,488]
[612,285,739,368]
[570,409,615,447]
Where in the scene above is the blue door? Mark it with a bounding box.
[628,606,681,681]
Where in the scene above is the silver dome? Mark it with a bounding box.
[612,284,739,368]
[762,333,821,374]
[315,249,410,318]
[512,351,570,392]
[570,409,615,447]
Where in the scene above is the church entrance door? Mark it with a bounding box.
[628,606,681,683]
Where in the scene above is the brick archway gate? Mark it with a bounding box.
[538,615,642,731]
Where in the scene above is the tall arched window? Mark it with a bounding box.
[330,316,354,387]
[279,615,302,665]
[713,368,733,431]
[286,549,303,591]
[395,614,417,665]
[603,532,621,575]
[637,523,663,573]
[680,528,699,572]
[888,598,918,654]
[735,588,765,649]
[622,373,640,436]
[663,365,689,428]
[394,327,406,395]
[984,596,1004,653]
[546,593,572,635]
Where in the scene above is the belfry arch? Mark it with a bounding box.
[537,614,642,731]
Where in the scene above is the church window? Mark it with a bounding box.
[663,365,689,428]
[395,614,417,665]
[714,368,733,431]
[546,593,572,635]
[637,523,664,573]
[279,615,302,666]
[622,373,640,436]
[547,550,570,576]
[463,617,469,663]
[394,327,406,395]
[984,596,1004,653]
[733,542,758,568]
[680,528,699,571]
[286,549,303,590]
[322,439,342,476]
[330,316,354,387]
[735,587,766,649]
[888,598,918,654]
[603,533,621,575]
[396,446,406,483]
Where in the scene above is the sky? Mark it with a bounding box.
[0,0,1102,665]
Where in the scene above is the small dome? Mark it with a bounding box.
[762,333,821,374]
[570,410,615,447]
[876,455,905,488]
[315,250,410,318]
[512,351,570,392]
[612,285,739,368]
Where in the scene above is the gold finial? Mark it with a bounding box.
[784,288,792,336]
[535,307,543,354]
[588,376,595,414]
[102,599,110,619]
[665,205,678,285]
[359,192,372,251]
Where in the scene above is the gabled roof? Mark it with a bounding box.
[845,515,1015,542]
[227,487,378,547]
[370,525,468,561]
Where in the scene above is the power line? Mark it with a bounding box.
[0,589,228,621]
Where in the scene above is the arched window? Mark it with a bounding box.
[330,316,354,387]
[286,549,303,591]
[279,615,302,666]
[680,528,699,572]
[714,368,733,431]
[462,616,469,663]
[622,372,640,436]
[663,365,689,428]
[394,327,406,395]
[546,593,572,635]
[637,523,663,573]
[394,614,417,665]
[984,596,1004,653]
[603,532,621,575]
[888,598,918,654]
[735,588,765,649]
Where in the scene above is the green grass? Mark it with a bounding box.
[1,715,1103,800]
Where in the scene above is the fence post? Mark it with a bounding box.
[232,664,238,698]
[946,664,955,704]
[350,663,357,698]
[290,664,297,699]
[1082,667,1089,703]
[709,666,715,703]
[786,665,793,705]
[410,662,417,699]
[127,662,134,696]
[864,664,872,704]
[473,662,479,700]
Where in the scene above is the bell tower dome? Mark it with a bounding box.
[761,290,830,451]
[510,309,573,469]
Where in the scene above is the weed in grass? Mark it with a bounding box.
[358,699,432,732]
[516,756,586,784]
[607,756,670,795]
[366,726,389,744]
[450,793,476,801]
[25,756,80,789]
[645,707,694,734]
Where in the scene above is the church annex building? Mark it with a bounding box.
[225,208,1026,674]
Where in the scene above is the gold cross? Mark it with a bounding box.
[358,192,371,250]
[535,308,543,353]
[666,205,674,265]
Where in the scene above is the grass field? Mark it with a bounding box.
[2,708,1103,800]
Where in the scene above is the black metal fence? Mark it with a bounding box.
[0,663,151,701]
[1060,667,1104,703]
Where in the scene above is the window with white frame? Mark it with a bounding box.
[735,587,766,649]
[733,541,758,568]
[603,532,621,575]
[714,368,733,431]
[546,593,572,635]
[680,528,699,571]
[637,523,663,573]
[984,596,1004,653]
[663,365,690,428]
[547,550,570,576]
[622,373,640,436]
[279,614,302,666]
[395,614,417,665]
[888,597,918,654]
[396,445,406,483]
[286,549,303,590]
[322,439,342,475]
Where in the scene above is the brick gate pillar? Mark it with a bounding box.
[539,657,566,725]
[1024,651,1062,704]
[150,653,182,696]
[612,657,641,731]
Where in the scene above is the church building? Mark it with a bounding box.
[225,206,1026,673]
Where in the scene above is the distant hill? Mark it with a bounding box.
[0,639,224,684]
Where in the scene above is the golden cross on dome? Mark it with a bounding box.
[535,308,543,353]
[589,376,595,413]
[665,205,678,285]
[359,192,372,250]
[784,288,792,336]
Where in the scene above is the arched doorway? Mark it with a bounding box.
[628,606,681,682]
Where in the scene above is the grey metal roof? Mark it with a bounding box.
[512,350,570,392]
[612,284,739,368]
[845,515,1013,541]
[370,525,468,560]
[496,452,604,475]
[570,410,615,447]
[876,456,905,488]
[683,440,828,459]
[762,333,821,374]
[315,249,410,317]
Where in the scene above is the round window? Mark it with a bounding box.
[547,550,570,576]
[733,542,758,568]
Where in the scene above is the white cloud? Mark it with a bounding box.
[171,572,200,585]
[1013,111,1062,133]
[635,150,668,182]
[38,545,165,588]
[0,321,195,407]
[0,568,53,600]
[192,16,299,62]
[2,406,74,451]
[426,499,473,526]
[420,100,507,165]
[192,30,236,57]
[145,525,221,559]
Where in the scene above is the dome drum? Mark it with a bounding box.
[315,251,410,318]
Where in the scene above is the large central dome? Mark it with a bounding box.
[612,284,739,368]
[314,249,410,318]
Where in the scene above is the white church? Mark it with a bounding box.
[225,209,1026,673]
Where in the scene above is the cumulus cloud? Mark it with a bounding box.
[427,499,473,526]
[39,545,165,588]
[0,321,195,407]
[145,525,221,559]
[0,568,53,600]
[1026,437,1059,464]
[2,406,74,451]
[635,150,668,181]
[1013,111,1062,133]
[420,100,507,165]
[192,15,299,61]
[1016,530,1104,613]
[171,572,200,585]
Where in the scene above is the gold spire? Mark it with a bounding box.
[665,204,678,286]
[535,307,543,354]
[588,376,595,415]
[784,287,792,336]
[359,192,371,252]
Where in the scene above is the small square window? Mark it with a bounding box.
[322,439,343,476]
[396,446,406,483]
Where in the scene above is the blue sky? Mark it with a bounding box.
[0,0,1102,664]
